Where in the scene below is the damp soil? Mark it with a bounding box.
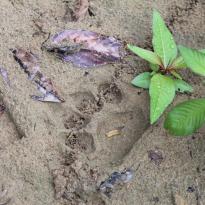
[0,0,205,205]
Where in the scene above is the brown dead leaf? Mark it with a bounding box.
[12,48,64,103]
[46,29,125,68]
[12,48,40,80]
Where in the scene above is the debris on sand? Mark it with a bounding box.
[106,129,122,138]
[43,29,125,68]
[12,48,64,103]
[187,186,195,193]
[52,169,67,200]
[0,67,10,87]
[31,76,65,103]
[0,104,5,117]
[72,0,90,21]
[0,185,11,205]
[98,168,133,197]
[12,48,40,81]
[148,149,164,166]
[52,151,100,204]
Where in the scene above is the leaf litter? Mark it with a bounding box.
[106,126,124,138]
[148,149,164,166]
[42,29,125,68]
[0,184,11,205]
[98,168,134,198]
[106,129,121,138]
[12,48,64,103]
[0,67,11,87]
[0,104,5,117]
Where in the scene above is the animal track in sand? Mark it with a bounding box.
[70,83,123,119]
[65,130,95,154]
[52,161,104,205]
[71,91,103,115]
[63,111,91,131]
[96,108,149,163]
[97,82,123,104]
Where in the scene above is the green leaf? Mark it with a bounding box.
[174,79,193,93]
[150,71,157,76]
[127,44,161,65]
[149,63,159,71]
[179,45,205,76]
[149,74,175,124]
[152,10,177,68]
[164,98,205,136]
[200,49,205,53]
[171,56,187,69]
[171,49,205,69]
[170,71,182,79]
[131,72,151,89]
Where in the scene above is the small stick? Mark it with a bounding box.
[106,129,121,138]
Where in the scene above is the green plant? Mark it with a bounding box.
[127,10,193,124]
[165,46,205,136]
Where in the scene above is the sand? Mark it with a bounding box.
[0,0,205,204]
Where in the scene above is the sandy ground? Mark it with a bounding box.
[0,0,205,204]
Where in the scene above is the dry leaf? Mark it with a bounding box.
[44,29,125,68]
[12,48,64,103]
[12,48,40,80]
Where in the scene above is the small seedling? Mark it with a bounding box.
[127,10,193,124]
[164,46,205,136]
